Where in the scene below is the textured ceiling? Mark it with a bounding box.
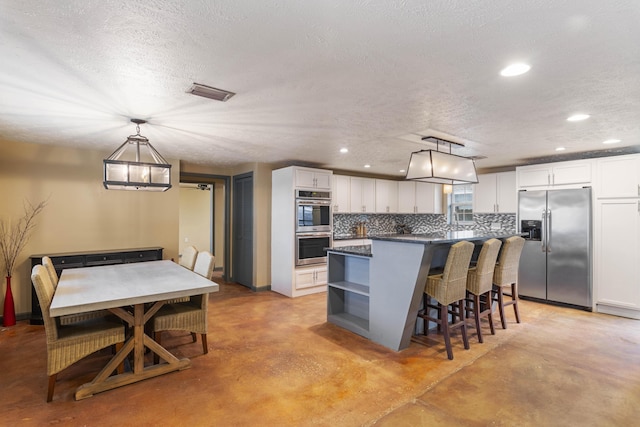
[1,0,639,176]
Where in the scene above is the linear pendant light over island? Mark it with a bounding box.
[405,136,478,185]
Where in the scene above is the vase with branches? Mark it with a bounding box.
[0,199,47,326]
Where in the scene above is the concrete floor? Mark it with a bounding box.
[2,273,640,426]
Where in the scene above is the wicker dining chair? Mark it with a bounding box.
[42,256,110,326]
[179,245,198,270]
[193,250,215,280]
[492,236,526,329]
[152,292,210,364]
[465,238,502,343]
[418,240,475,360]
[31,264,125,402]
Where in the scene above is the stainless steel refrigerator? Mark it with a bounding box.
[518,187,592,309]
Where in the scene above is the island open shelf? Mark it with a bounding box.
[327,251,371,339]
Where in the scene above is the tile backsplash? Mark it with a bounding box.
[333,213,515,236]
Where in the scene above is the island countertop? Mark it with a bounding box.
[370,230,522,245]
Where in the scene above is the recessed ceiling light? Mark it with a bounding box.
[603,139,621,144]
[555,147,566,151]
[340,148,349,153]
[400,169,406,173]
[500,63,531,77]
[567,114,590,122]
[364,164,371,168]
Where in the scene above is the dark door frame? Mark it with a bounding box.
[180,172,231,281]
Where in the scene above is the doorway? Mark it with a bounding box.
[180,173,231,281]
[232,172,253,288]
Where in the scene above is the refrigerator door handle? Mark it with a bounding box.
[541,210,547,252]
[547,209,552,253]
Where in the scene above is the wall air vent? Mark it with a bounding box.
[187,83,235,102]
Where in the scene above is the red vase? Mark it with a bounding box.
[3,276,16,327]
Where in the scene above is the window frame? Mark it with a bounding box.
[448,184,474,226]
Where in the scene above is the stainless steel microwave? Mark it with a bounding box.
[295,191,332,232]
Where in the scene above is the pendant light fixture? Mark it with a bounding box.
[405,136,478,185]
[103,119,172,192]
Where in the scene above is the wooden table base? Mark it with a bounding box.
[75,302,191,400]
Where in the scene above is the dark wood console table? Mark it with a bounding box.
[29,247,163,325]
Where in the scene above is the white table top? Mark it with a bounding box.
[50,260,219,317]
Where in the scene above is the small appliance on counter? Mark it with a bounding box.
[355,222,367,237]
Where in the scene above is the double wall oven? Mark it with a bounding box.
[295,190,332,266]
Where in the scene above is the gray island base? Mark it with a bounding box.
[327,231,522,351]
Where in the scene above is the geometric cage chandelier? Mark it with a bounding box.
[103,119,172,192]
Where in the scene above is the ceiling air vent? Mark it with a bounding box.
[187,83,235,102]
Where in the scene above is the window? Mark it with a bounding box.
[448,184,473,225]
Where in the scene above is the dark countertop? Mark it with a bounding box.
[333,235,374,241]
[370,230,523,245]
[327,245,373,257]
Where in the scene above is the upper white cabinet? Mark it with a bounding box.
[295,167,332,190]
[397,181,442,214]
[517,160,593,189]
[473,172,517,213]
[596,154,640,199]
[375,179,398,213]
[332,175,351,213]
[350,177,376,213]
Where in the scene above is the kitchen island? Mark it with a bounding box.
[327,231,522,351]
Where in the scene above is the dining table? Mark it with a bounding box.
[49,259,219,400]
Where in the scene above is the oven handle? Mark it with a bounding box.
[296,232,333,238]
[296,199,332,206]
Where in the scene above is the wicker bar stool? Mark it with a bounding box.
[492,236,525,329]
[417,240,475,360]
[465,238,502,343]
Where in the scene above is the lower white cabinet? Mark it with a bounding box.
[294,265,327,290]
[595,198,640,318]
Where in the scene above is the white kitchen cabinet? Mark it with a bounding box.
[332,175,351,213]
[473,172,516,213]
[517,160,593,189]
[594,198,640,318]
[596,154,640,199]
[295,265,327,290]
[398,181,442,214]
[350,177,376,213]
[594,153,640,319]
[375,179,398,213]
[295,167,332,190]
[272,166,330,298]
